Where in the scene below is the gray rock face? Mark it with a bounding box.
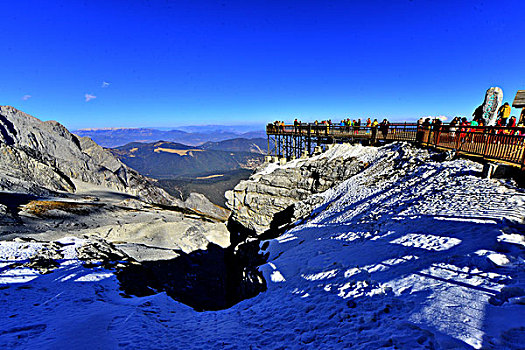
[0,106,173,205]
[226,145,376,234]
[0,144,75,194]
[4,193,231,262]
[185,193,230,221]
[0,203,15,224]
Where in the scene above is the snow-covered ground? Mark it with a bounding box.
[1,143,524,349]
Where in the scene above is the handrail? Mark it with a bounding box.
[266,123,525,168]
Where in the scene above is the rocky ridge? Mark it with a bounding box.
[0,106,174,205]
[0,106,253,310]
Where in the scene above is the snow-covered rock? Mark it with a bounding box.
[226,143,382,234]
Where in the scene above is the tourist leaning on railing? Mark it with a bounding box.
[496,115,508,134]
[506,116,517,135]
[458,118,468,145]
[431,118,442,144]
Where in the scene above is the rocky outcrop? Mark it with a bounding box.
[0,203,15,224]
[0,106,174,205]
[226,144,378,234]
[0,144,75,194]
[184,192,230,221]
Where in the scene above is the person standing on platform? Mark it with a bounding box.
[497,102,511,126]
[472,104,483,122]
[380,119,389,140]
[432,117,443,144]
[506,116,517,134]
[371,119,379,142]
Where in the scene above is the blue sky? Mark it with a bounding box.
[1,0,524,129]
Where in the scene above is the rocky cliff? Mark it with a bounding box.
[225,144,378,234]
[0,106,174,204]
[226,143,431,235]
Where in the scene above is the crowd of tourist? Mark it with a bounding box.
[416,102,525,140]
[273,118,390,132]
[271,103,525,142]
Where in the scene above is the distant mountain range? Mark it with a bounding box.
[109,138,266,179]
[200,138,266,154]
[73,127,266,148]
[174,124,265,134]
[108,138,267,205]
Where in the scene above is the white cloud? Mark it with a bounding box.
[22,95,31,101]
[85,93,96,102]
[422,115,449,121]
[101,81,110,88]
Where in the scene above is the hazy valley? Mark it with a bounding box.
[108,138,266,206]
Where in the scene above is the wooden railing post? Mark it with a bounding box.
[307,124,311,155]
[371,126,377,145]
[521,140,525,169]
[426,126,432,146]
[482,127,490,160]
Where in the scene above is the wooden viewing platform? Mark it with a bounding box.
[266,123,525,169]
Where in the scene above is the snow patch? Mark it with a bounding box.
[270,270,286,283]
[302,269,338,281]
[390,233,462,251]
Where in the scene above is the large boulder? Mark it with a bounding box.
[184,192,230,221]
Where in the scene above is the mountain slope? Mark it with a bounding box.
[110,141,264,178]
[199,137,267,154]
[0,106,174,204]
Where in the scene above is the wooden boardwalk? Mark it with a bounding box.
[266,123,525,168]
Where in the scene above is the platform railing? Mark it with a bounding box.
[266,123,525,167]
[422,125,525,166]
